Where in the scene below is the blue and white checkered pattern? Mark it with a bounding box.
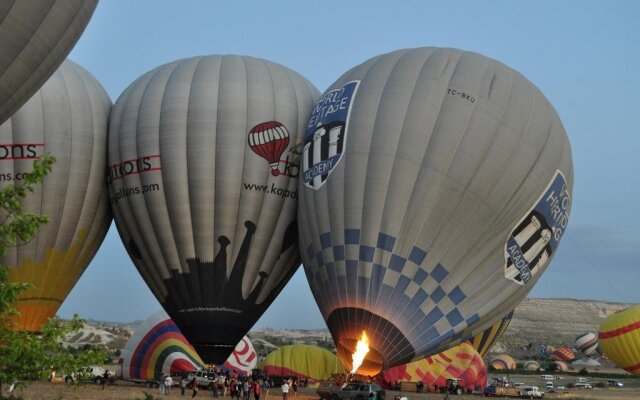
[304,229,479,358]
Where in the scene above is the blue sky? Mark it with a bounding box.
[58,1,640,328]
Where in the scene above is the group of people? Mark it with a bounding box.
[161,368,294,399]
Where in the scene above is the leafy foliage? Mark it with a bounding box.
[0,155,107,397]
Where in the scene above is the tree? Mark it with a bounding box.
[0,155,107,397]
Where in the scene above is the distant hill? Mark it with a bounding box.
[73,298,631,361]
[497,298,629,358]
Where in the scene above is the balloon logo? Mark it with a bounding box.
[248,121,290,176]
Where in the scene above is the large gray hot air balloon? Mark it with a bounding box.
[108,55,319,364]
[0,0,98,125]
[2,59,112,332]
[299,47,573,376]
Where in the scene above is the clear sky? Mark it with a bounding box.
[58,0,640,329]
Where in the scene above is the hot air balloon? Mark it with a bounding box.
[549,347,575,362]
[571,358,601,369]
[299,47,573,375]
[108,55,319,364]
[469,311,514,358]
[119,310,257,380]
[221,336,258,377]
[548,361,569,372]
[258,345,346,382]
[523,360,540,371]
[598,305,640,376]
[379,342,487,392]
[575,332,598,356]
[3,60,112,331]
[489,354,516,370]
[119,310,205,381]
[0,0,98,125]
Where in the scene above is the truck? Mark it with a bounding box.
[520,386,545,398]
[483,385,522,398]
[316,381,385,400]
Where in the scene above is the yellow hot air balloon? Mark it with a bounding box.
[469,311,513,358]
[3,60,112,331]
[599,305,640,376]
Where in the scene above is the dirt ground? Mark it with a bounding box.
[8,382,640,400]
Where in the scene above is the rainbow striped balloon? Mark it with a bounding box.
[599,305,640,376]
[119,310,204,380]
[380,342,487,391]
[119,310,257,379]
[489,354,516,370]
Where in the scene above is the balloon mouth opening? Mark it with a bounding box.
[270,168,280,176]
[336,337,383,377]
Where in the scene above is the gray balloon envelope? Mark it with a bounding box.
[298,47,573,375]
[1,59,112,332]
[0,0,98,125]
[108,55,319,364]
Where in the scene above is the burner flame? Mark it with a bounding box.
[351,331,370,374]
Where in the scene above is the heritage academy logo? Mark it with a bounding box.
[302,81,360,189]
[504,170,571,284]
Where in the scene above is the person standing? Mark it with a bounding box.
[102,370,110,390]
[181,375,188,396]
[165,375,174,395]
[281,380,290,400]
[160,374,167,395]
[192,378,200,398]
[243,379,251,400]
[252,379,261,400]
[261,379,270,400]
[291,379,297,397]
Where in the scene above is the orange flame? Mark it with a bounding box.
[351,331,370,374]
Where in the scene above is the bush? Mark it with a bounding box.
[578,368,589,376]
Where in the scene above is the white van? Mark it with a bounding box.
[545,381,554,389]
[540,375,554,380]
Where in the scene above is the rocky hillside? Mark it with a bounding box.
[496,298,629,358]
[74,298,631,360]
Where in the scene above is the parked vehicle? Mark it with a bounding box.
[556,384,565,390]
[317,381,385,400]
[607,380,624,387]
[187,370,218,389]
[483,385,522,397]
[545,381,553,389]
[574,382,593,389]
[520,386,545,398]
